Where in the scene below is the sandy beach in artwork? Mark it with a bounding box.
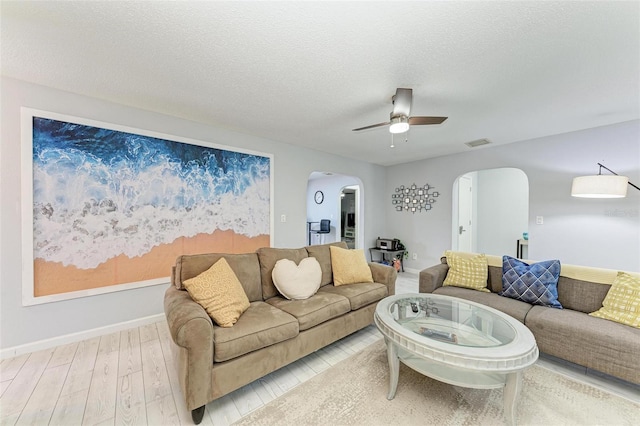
[33,230,269,297]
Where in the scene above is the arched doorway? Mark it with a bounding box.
[307,172,363,248]
[452,168,529,257]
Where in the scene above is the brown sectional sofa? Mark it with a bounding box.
[419,254,640,385]
[164,241,397,424]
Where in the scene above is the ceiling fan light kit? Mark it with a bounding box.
[389,116,409,134]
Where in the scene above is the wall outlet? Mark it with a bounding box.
[412,253,418,260]
[280,214,286,223]
[536,216,544,225]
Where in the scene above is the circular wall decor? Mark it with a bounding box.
[314,190,324,204]
[392,183,439,213]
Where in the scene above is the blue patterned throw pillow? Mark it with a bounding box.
[500,256,563,309]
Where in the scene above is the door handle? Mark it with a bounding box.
[459,225,466,235]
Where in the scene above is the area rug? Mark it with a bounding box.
[233,340,639,426]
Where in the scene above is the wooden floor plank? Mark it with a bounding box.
[262,365,299,394]
[145,394,178,426]
[48,342,79,369]
[118,329,142,378]
[0,381,11,399]
[248,380,276,406]
[0,348,54,423]
[286,358,317,383]
[207,393,241,426]
[50,389,90,426]
[300,350,331,374]
[140,338,172,406]
[60,337,101,398]
[138,324,158,344]
[15,363,69,425]
[229,382,264,417]
[115,371,147,426]
[82,333,120,426]
[0,354,29,382]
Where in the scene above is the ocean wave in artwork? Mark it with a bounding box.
[32,117,270,269]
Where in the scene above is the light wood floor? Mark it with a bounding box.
[1,273,638,425]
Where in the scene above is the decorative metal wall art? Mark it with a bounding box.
[391,183,439,213]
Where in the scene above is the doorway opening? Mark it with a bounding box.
[307,172,363,248]
[452,168,529,257]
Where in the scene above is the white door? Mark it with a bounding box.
[457,175,473,252]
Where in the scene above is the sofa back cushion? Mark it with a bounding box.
[257,247,309,300]
[306,241,348,286]
[173,253,263,302]
[557,277,611,313]
[487,265,503,293]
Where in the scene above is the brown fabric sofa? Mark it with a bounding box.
[164,241,397,424]
[419,254,640,385]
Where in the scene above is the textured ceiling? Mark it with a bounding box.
[1,1,639,166]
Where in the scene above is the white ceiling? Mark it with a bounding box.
[2,1,639,166]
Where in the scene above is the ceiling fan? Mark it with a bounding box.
[352,88,447,134]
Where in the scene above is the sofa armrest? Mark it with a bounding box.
[164,286,214,410]
[419,263,449,293]
[369,262,397,296]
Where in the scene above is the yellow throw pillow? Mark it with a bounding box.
[183,257,250,327]
[443,251,490,292]
[330,246,374,286]
[589,272,640,328]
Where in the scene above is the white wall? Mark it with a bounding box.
[0,78,388,349]
[386,120,640,272]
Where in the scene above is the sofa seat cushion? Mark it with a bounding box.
[433,286,533,323]
[318,282,388,310]
[526,306,640,384]
[266,292,351,331]
[213,301,299,362]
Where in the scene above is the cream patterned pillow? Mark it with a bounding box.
[272,257,322,300]
[589,272,640,328]
[183,257,250,327]
[329,246,374,286]
[443,251,490,292]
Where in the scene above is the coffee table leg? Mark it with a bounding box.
[504,371,522,426]
[385,339,399,400]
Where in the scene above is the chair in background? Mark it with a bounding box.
[312,219,331,244]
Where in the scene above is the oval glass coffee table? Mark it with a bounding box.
[374,293,538,425]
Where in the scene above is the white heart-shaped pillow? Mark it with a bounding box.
[272,257,322,300]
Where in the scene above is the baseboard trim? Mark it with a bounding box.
[0,313,165,359]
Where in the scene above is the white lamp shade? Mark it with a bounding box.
[571,175,628,198]
[389,116,409,134]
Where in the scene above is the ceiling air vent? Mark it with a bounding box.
[465,138,491,148]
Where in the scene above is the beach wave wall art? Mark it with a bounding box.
[22,109,272,304]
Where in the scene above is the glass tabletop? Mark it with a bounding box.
[389,295,516,348]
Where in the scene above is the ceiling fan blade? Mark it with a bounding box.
[409,116,448,125]
[352,121,390,131]
[392,88,412,117]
